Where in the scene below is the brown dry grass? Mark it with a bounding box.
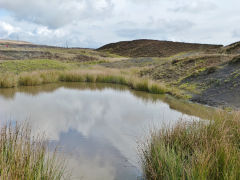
[0,69,186,98]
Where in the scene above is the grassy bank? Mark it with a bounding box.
[0,70,186,98]
[0,59,71,73]
[141,111,240,180]
[0,123,66,179]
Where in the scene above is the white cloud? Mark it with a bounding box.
[0,21,19,36]
[0,0,239,47]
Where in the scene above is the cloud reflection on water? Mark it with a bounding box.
[0,85,196,180]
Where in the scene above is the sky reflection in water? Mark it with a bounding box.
[0,83,197,180]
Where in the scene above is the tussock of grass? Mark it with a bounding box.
[149,84,165,94]
[0,123,66,179]
[141,111,240,180]
[40,71,60,83]
[0,73,17,88]
[59,71,86,82]
[18,71,60,86]
[85,74,96,83]
[19,72,44,86]
[96,75,127,85]
[134,80,149,92]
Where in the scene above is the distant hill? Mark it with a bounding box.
[0,40,32,45]
[98,39,223,57]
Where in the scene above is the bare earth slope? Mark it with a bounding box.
[98,39,222,57]
[185,55,240,108]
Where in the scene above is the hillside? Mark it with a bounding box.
[1,39,240,108]
[98,39,222,57]
[99,40,240,108]
[0,40,117,61]
[221,41,240,54]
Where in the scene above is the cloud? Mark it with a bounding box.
[0,0,239,47]
[0,0,114,28]
[115,19,194,40]
[0,21,19,38]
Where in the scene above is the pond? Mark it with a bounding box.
[0,83,208,180]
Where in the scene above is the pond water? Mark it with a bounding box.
[0,83,204,180]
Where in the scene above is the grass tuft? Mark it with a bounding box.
[0,73,17,88]
[149,84,166,94]
[134,80,149,92]
[141,111,240,180]
[85,74,96,83]
[19,72,43,86]
[0,122,67,179]
[96,75,127,84]
[40,71,60,83]
[59,71,86,82]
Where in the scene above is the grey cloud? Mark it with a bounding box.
[116,28,161,39]
[0,0,114,28]
[115,19,194,39]
[0,0,240,47]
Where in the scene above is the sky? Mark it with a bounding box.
[0,0,239,48]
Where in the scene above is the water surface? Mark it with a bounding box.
[0,83,203,180]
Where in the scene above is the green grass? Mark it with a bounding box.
[96,75,128,85]
[141,111,240,180]
[0,59,72,73]
[149,84,166,94]
[179,83,200,94]
[0,122,67,179]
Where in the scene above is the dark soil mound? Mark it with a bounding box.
[182,56,240,108]
[98,39,222,57]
